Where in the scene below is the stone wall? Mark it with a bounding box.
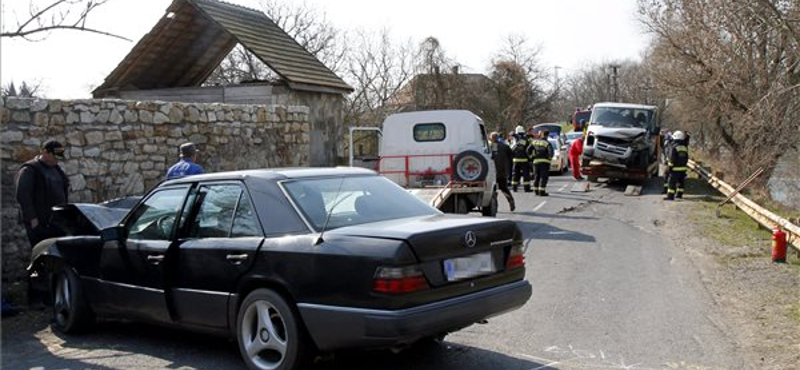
[1,97,311,287]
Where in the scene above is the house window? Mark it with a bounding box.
[413,123,446,142]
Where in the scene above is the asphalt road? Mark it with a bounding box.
[1,174,744,370]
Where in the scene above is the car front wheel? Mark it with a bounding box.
[237,289,310,370]
[52,266,94,334]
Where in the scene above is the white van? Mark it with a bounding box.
[349,110,498,216]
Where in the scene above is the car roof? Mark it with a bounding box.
[161,167,377,185]
[592,102,658,110]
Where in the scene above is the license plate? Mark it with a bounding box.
[443,252,495,281]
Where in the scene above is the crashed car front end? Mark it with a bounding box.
[583,127,651,169]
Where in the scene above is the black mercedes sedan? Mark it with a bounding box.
[29,167,531,370]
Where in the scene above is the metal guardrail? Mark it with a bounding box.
[689,159,800,253]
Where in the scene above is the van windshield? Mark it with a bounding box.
[591,107,655,130]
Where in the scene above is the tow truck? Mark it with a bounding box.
[349,110,498,216]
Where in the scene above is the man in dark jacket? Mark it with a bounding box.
[490,132,515,211]
[15,139,69,247]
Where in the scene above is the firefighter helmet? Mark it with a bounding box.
[672,131,686,141]
[515,125,525,134]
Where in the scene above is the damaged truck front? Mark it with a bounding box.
[581,102,661,182]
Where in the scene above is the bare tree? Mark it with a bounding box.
[638,0,800,186]
[490,35,556,127]
[342,29,414,126]
[1,81,42,97]
[1,0,129,41]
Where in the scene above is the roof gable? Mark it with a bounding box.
[93,0,351,97]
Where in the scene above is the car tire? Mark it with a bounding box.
[453,150,488,182]
[481,192,498,217]
[237,289,311,370]
[52,266,94,334]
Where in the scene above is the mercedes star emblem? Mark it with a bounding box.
[464,231,477,248]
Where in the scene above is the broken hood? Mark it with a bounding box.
[51,197,139,235]
[588,126,647,141]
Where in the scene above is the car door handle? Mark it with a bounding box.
[147,254,165,265]
[226,254,249,264]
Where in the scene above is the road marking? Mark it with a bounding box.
[533,201,547,212]
[558,184,569,192]
[548,231,569,235]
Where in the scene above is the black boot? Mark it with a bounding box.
[540,191,549,196]
[508,197,516,212]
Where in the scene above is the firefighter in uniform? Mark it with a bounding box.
[530,130,555,196]
[510,125,532,192]
[664,131,689,200]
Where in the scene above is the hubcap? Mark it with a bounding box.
[54,273,72,326]
[241,300,289,370]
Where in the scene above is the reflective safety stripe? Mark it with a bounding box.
[663,183,669,187]
[677,188,684,192]
[533,159,551,164]
[511,181,518,185]
[667,189,676,194]
[672,167,688,172]
[675,146,688,153]
[513,158,529,163]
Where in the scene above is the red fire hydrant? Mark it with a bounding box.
[772,227,787,263]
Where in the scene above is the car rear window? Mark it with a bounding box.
[413,123,446,142]
[282,175,438,230]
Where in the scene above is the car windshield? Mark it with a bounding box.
[591,107,654,129]
[282,175,438,231]
[547,139,560,150]
[533,124,561,136]
[566,132,583,141]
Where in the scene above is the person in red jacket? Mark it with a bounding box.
[569,128,585,180]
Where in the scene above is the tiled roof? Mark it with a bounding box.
[93,0,351,97]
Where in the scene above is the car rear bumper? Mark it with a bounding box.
[297,279,532,351]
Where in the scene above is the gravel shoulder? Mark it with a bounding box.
[658,173,800,370]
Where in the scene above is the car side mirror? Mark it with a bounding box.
[101,226,126,242]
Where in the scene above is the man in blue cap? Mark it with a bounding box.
[166,142,205,180]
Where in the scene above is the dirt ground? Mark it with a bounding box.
[660,174,800,370]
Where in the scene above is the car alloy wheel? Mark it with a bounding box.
[238,289,308,370]
[53,272,72,327]
[52,267,94,334]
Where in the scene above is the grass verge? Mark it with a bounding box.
[684,172,799,265]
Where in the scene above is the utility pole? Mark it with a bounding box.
[609,64,620,102]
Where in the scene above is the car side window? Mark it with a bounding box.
[231,192,262,237]
[189,184,263,238]
[127,188,189,241]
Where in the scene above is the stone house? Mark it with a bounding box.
[92,0,352,166]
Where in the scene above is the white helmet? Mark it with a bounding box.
[515,125,525,134]
[672,131,686,141]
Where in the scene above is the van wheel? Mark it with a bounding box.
[455,197,471,214]
[481,192,498,217]
[453,150,488,182]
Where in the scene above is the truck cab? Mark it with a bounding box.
[581,102,661,181]
[349,110,498,216]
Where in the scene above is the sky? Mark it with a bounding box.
[1,0,651,99]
